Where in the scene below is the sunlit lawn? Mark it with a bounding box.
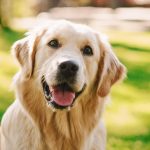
[105,30,150,150]
[0,28,24,118]
[0,28,150,150]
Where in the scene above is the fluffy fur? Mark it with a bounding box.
[1,20,126,150]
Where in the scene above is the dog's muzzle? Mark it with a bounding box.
[41,61,86,111]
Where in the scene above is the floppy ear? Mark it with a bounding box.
[11,35,38,79]
[97,35,126,97]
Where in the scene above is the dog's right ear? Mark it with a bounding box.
[96,34,126,97]
[11,35,37,79]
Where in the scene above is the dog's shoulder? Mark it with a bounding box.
[1,100,41,149]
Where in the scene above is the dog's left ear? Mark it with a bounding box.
[97,35,126,97]
[11,35,38,79]
[11,28,46,79]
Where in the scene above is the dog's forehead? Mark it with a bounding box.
[44,21,96,41]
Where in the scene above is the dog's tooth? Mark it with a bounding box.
[52,107,56,112]
[47,102,55,112]
[47,102,50,107]
[67,106,71,111]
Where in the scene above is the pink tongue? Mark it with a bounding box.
[52,87,75,106]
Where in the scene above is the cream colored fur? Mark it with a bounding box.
[1,20,126,150]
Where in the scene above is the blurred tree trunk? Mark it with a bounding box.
[33,0,60,13]
[109,0,124,9]
[0,0,12,28]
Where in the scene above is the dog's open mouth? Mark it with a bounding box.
[41,76,86,110]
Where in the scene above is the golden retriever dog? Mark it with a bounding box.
[1,20,126,150]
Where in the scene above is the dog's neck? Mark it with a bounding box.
[16,77,104,149]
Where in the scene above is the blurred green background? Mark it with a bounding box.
[0,0,150,150]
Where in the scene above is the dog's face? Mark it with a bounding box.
[12,20,126,111]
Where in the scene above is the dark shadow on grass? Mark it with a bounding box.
[117,56,150,91]
[111,42,150,53]
[125,64,150,90]
[111,43,150,91]
[0,111,4,121]
[108,133,150,144]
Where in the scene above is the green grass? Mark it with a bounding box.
[0,28,150,150]
[0,27,24,119]
[104,30,150,150]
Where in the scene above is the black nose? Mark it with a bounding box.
[58,61,79,77]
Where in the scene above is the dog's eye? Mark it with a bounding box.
[82,45,93,56]
[48,39,60,49]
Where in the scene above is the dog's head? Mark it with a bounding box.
[12,20,126,111]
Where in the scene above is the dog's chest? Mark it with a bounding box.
[41,108,101,150]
